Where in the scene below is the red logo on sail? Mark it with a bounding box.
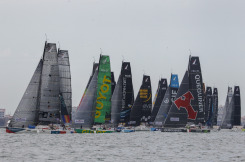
[174,91,197,120]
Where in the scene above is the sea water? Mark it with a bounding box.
[0,129,245,162]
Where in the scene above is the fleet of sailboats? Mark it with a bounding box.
[6,41,242,134]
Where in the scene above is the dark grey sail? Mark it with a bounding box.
[188,56,205,124]
[10,60,43,127]
[221,87,233,129]
[205,87,213,126]
[74,70,98,128]
[58,49,72,121]
[212,88,218,126]
[111,74,123,126]
[164,71,191,128]
[233,86,241,126]
[78,63,98,107]
[38,43,60,125]
[154,74,179,127]
[129,75,151,126]
[120,62,134,123]
[150,79,168,124]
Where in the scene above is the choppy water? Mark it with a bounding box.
[0,129,245,162]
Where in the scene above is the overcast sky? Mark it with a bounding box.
[0,0,244,115]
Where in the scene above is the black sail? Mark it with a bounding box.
[111,72,116,95]
[205,87,213,126]
[120,62,134,123]
[150,79,168,124]
[154,74,179,126]
[233,86,241,126]
[129,75,152,126]
[212,88,218,126]
[111,74,123,126]
[188,56,205,124]
[164,71,191,128]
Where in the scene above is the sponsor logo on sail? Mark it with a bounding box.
[192,59,197,65]
[103,58,107,64]
[47,46,53,53]
[174,91,197,120]
[164,98,169,103]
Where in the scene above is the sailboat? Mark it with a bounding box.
[7,42,72,134]
[161,56,208,133]
[149,78,168,125]
[221,86,241,130]
[154,74,179,127]
[220,87,234,129]
[129,75,152,131]
[111,62,134,126]
[74,55,114,133]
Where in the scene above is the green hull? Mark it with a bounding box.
[74,129,114,133]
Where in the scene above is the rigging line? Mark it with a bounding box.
[45,33,48,42]
[100,48,103,55]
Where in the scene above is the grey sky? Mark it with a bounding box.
[0,0,244,115]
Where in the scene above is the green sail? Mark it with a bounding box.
[94,55,111,123]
